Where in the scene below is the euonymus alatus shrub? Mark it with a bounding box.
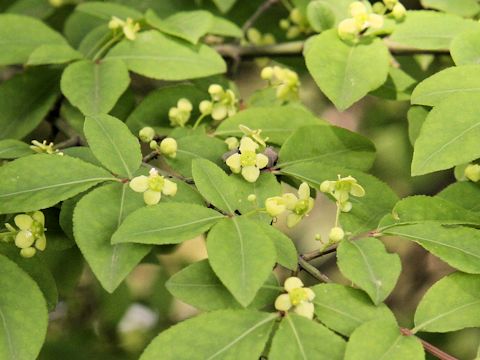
[0,0,479,359]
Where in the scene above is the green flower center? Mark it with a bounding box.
[294,199,310,215]
[240,151,257,167]
[289,288,308,305]
[30,221,44,236]
[148,176,165,192]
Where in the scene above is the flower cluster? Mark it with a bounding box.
[168,98,193,127]
[4,211,47,258]
[320,175,365,243]
[261,66,300,102]
[244,28,276,46]
[108,16,140,41]
[265,182,314,228]
[465,163,480,182]
[30,140,63,155]
[129,168,177,205]
[225,137,268,183]
[374,0,406,20]
[279,8,312,39]
[199,84,238,122]
[337,1,384,41]
[274,277,315,319]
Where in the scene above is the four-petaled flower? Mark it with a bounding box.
[12,211,47,258]
[274,277,315,319]
[320,175,365,212]
[225,137,269,183]
[129,168,177,205]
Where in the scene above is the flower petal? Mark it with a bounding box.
[144,190,161,205]
[293,302,314,319]
[31,211,45,226]
[14,214,33,230]
[298,182,310,199]
[239,137,258,153]
[226,153,241,173]
[255,153,269,169]
[282,193,298,211]
[287,213,302,228]
[350,183,365,197]
[211,104,227,121]
[162,179,178,196]
[274,293,292,311]
[284,277,304,292]
[129,176,149,193]
[241,166,260,183]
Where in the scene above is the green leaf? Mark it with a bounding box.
[146,9,213,44]
[0,154,114,214]
[378,195,480,229]
[61,59,130,115]
[163,179,206,206]
[84,114,141,178]
[208,16,242,38]
[0,254,48,360]
[106,30,226,80]
[0,67,61,140]
[411,93,480,175]
[73,183,151,293]
[306,1,336,32]
[370,67,417,101]
[278,125,376,171]
[5,0,55,19]
[0,14,66,65]
[413,272,480,332]
[269,314,346,360]
[0,140,34,159]
[257,222,298,270]
[421,0,480,18]
[451,29,480,65]
[305,29,389,111]
[411,65,480,106]
[192,159,237,214]
[140,310,277,360]
[312,283,394,336]
[344,318,424,360]
[207,217,276,307]
[111,203,224,245]
[437,181,480,213]
[384,223,480,274]
[281,163,398,235]
[166,135,227,178]
[389,10,479,50]
[337,238,401,305]
[211,0,237,13]
[407,105,429,145]
[215,105,324,145]
[166,259,281,311]
[126,84,206,134]
[27,43,83,65]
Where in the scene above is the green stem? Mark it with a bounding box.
[298,256,331,283]
[92,33,124,62]
[243,208,266,217]
[334,201,341,227]
[192,114,207,130]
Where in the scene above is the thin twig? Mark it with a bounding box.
[401,328,459,360]
[298,256,331,283]
[215,40,449,60]
[143,151,159,163]
[242,0,279,34]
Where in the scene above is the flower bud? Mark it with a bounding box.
[329,227,345,242]
[247,194,257,202]
[465,164,480,182]
[261,66,274,80]
[208,84,224,97]
[49,0,63,7]
[368,13,384,29]
[279,19,290,30]
[383,0,398,10]
[225,137,239,150]
[199,100,213,115]
[20,247,36,258]
[149,140,158,150]
[246,28,262,44]
[392,2,406,20]
[139,127,155,143]
[349,2,368,17]
[159,138,177,158]
[177,98,193,112]
[315,233,322,241]
[286,26,301,39]
[372,2,386,14]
